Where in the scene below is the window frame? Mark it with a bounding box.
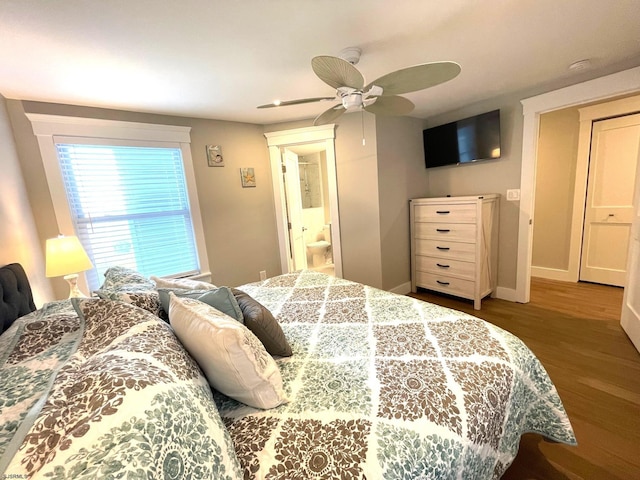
[27,114,210,291]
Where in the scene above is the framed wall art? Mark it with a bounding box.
[206,145,224,167]
[240,168,256,187]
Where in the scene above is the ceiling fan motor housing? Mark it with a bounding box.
[341,92,363,110]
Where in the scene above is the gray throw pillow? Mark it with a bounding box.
[232,288,292,357]
[158,287,244,322]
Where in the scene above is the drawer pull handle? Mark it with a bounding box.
[436,210,450,214]
[436,263,450,268]
[436,280,450,286]
[436,246,450,251]
[436,229,451,233]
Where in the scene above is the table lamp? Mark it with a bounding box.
[45,234,94,298]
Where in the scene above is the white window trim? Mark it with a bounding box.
[27,113,210,289]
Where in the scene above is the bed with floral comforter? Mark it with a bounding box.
[217,270,576,479]
[0,266,576,479]
[0,299,242,479]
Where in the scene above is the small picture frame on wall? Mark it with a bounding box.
[240,168,256,188]
[206,145,224,167]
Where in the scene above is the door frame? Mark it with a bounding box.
[517,66,640,303]
[264,125,343,277]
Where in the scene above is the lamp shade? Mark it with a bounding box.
[45,235,93,278]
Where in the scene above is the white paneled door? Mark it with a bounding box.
[580,114,640,286]
[621,145,640,354]
[283,148,307,272]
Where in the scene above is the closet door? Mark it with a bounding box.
[580,114,640,286]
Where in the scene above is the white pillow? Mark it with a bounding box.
[168,293,287,409]
[151,275,217,290]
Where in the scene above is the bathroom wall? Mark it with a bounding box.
[299,153,323,208]
[299,151,330,246]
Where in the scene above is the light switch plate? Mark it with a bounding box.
[507,189,521,201]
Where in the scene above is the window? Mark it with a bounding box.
[56,141,199,289]
[28,115,210,292]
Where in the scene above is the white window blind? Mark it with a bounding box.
[55,142,199,289]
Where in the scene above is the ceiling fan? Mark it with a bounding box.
[257,47,461,126]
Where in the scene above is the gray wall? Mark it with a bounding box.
[265,113,385,288]
[6,100,281,301]
[264,114,429,292]
[422,93,526,291]
[533,107,580,270]
[4,60,638,301]
[0,95,53,306]
[376,115,429,291]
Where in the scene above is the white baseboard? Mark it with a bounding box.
[530,266,575,282]
[390,281,412,295]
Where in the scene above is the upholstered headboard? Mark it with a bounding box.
[0,263,36,334]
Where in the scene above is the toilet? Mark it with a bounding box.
[306,225,331,267]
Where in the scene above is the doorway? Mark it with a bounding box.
[283,144,335,276]
[531,98,640,287]
[517,66,640,303]
[264,125,343,277]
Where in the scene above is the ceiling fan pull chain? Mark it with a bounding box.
[361,109,366,146]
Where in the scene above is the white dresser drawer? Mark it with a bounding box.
[413,222,476,242]
[415,272,475,298]
[415,255,476,280]
[413,203,477,223]
[415,239,476,262]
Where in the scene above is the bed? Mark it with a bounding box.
[0,264,576,479]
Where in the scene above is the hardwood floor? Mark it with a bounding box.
[409,278,640,480]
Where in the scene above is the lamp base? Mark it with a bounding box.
[64,274,88,298]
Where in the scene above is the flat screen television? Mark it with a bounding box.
[423,109,501,168]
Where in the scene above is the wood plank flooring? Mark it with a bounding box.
[409,278,639,480]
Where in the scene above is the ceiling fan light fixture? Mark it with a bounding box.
[341,92,363,110]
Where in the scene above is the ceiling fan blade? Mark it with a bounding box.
[257,96,336,109]
[312,56,364,90]
[364,95,414,116]
[313,104,346,126]
[366,61,461,95]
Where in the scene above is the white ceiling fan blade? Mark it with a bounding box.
[312,56,365,90]
[364,95,414,116]
[366,61,461,95]
[257,96,336,109]
[313,104,346,126]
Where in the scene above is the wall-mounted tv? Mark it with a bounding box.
[423,109,501,168]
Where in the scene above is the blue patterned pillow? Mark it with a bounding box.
[158,287,244,323]
[99,266,156,291]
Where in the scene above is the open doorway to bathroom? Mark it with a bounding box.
[264,125,343,278]
[283,144,335,276]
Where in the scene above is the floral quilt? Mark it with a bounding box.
[218,270,577,479]
[0,299,242,479]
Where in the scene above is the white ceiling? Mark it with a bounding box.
[1,0,639,125]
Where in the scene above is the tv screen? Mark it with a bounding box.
[423,109,501,168]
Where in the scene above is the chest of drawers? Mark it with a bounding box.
[410,194,499,309]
